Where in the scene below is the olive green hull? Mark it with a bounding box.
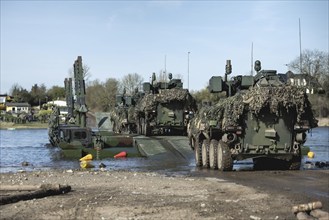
[57,133,141,159]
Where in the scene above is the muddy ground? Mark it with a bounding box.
[0,169,328,220]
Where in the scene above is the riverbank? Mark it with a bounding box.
[317,117,329,127]
[0,121,48,130]
[0,169,328,220]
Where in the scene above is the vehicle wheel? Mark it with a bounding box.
[138,119,142,135]
[217,140,233,171]
[289,155,301,170]
[141,118,145,135]
[144,122,151,136]
[202,139,210,168]
[209,139,218,170]
[194,137,203,167]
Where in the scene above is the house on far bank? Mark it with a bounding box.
[6,102,31,114]
[47,100,68,117]
[283,71,324,94]
[0,94,13,111]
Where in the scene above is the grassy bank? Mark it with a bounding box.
[0,121,48,130]
[317,118,329,127]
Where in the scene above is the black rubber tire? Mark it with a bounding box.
[138,119,143,135]
[202,139,210,168]
[289,155,301,170]
[209,139,218,170]
[194,137,203,167]
[136,120,139,134]
[217,140,233,171]
[144,124,151,136]
[289,145,302,170]
[140,119,144,135]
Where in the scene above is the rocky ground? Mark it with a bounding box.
[1,169,328,220]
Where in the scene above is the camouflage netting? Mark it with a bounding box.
[243,85,315,122]
[136,88,196,112]
[110,106,136,126]
[127,106,136,122]
[109,109,120,123]
[192,85,317,131]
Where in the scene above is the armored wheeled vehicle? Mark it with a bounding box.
[188,60,317,171]
[110,88,142,134]
[135,73,197,136]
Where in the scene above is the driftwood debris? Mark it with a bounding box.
[293,201,329,220]
[0,184,64,191]
[292,201,323,214]
[296,212,317,220]
[310,209,329,220]
[0,184,71,205]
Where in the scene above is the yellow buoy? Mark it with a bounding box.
[307,151,315,159]
[79,154,93,161]
[80,161,95,169]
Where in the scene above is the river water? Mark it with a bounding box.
[0,127,328,173]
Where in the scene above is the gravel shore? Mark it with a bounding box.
[2,169,327,220]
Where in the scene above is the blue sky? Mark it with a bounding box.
[1,0,328,94]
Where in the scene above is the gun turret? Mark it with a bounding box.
[209,60,253,97]
[253,60,283,86]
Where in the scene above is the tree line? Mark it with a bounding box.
[8,72,144,110]
[9,83,65,107]
[7,49,329,117]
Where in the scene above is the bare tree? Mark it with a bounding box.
[120,73,144,95]
[288,49,329,84]
[68,64,92,82]
[157,69,168,82]
[288,49,329,116]
[156,70,184,83]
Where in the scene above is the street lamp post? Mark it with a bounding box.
[187,52,190,90]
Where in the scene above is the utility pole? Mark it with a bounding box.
[164,54,167,82]
[250,42,253,76]
[188,51,190,90]
[299,18,302,74]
